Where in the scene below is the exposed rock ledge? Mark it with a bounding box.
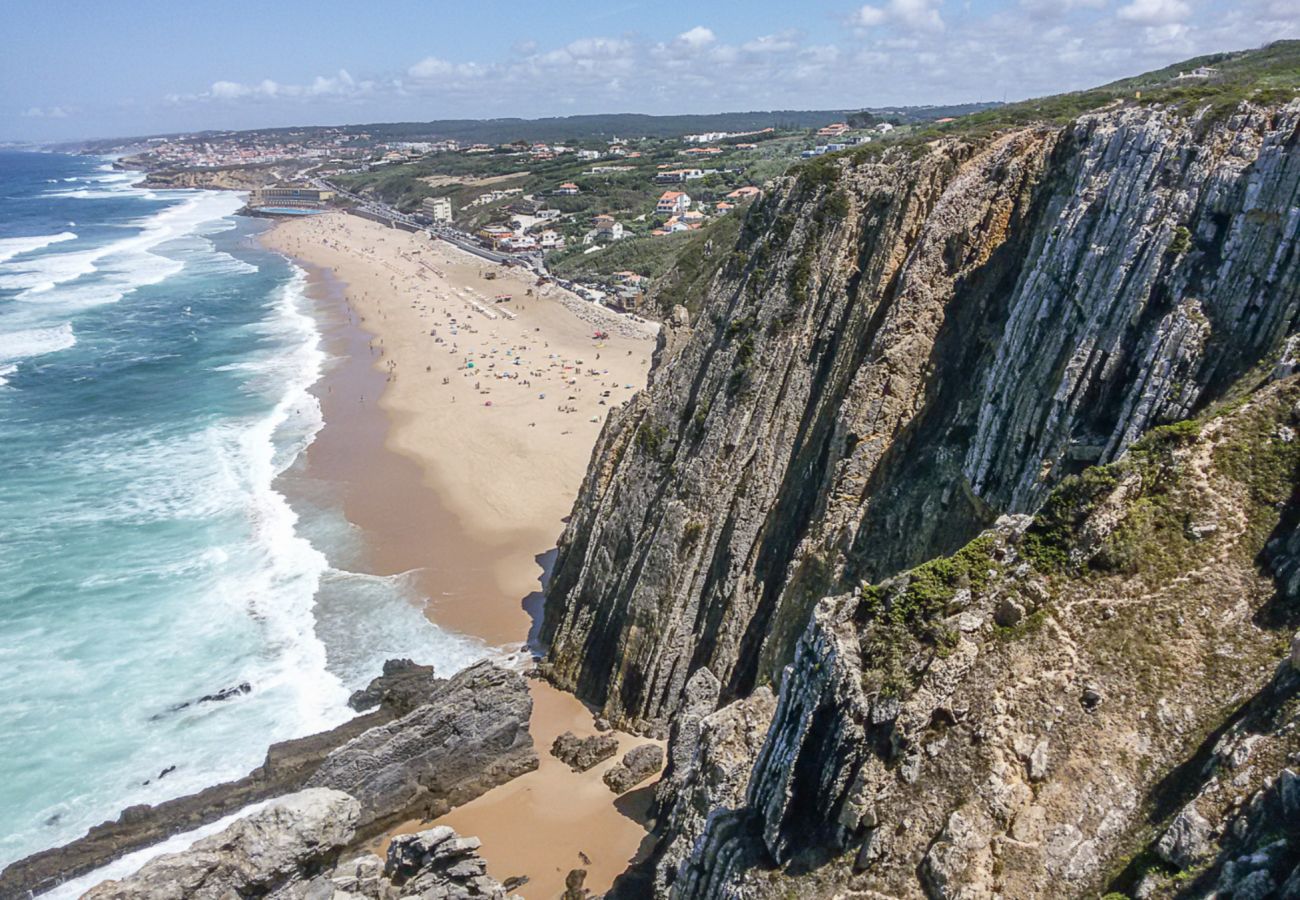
[82,787,521,900]
[1,661,535,899]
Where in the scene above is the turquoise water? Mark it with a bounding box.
[0,151,486,872]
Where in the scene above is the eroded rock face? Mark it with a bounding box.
[542,100,1300,741]
[654,687,777,897]
[669,383,1300,897]
[82,789,360,900]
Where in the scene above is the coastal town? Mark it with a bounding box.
[110,106,986,320]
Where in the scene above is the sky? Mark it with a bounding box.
[2,0,1297,142]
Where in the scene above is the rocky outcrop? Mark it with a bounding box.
[80,791,521,900]
[653,685,776,897]
[82,789,360,899]
[305,661,537,838]
[1,662,533,898]
[377,826,520,899]
[603,744,665,794]
[665,380,1300,897]
[347,658,440,714]
[542,98,1300,743]
[551,731,620,772]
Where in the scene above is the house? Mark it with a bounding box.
[612,271,646,287]
[593,215,625,241]
[715,201,735,215]
[681,210,706,227]
[577,149,602,160]
[656,191,691,216]
[1175,66,1219,80]
[817,123,850,138]
[502,235,538,251]
[660,216,690,233]
[555,182,581,195]
[826,143,847,153]
[539,229,565,249]
[478,224,515,247]
[727,186,761,201]
[654,168,704,184]
[875,122,895,133]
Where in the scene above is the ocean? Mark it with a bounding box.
[0,151,486,873]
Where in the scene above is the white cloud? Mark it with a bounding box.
[742,32,800,54]
[853,5,889,27]
[1117,0,1192,25]
[210,80,251,100]
[21,105,69,118]
[184,69,373,104]
[676,26,716,48]
[152,1,1297,125]
[1020,0,1107,13]
[408,57,454,79]
[852,0,945,32]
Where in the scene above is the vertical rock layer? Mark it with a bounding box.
[542,101,1300,740]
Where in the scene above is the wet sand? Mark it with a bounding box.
[262,213,661,898]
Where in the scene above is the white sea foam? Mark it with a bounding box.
[0,231,76,264]
[36,799,273,899]
[0,191,245,308]
[205,265,350,734]
[0,322,76,364]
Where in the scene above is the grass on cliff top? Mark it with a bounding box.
[1021,384,1300,582]
[938,39,1300,133]
[856,535,1000,697]
[786,40,1300,187]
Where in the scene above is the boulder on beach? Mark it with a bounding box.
[602,744,664,794]
[551,731,619,772]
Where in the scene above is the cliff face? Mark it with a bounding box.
[541,100,1300,740]
[665,378,1300,898]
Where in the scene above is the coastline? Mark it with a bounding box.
[261,212,661,899]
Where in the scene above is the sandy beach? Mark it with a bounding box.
[261,212,659,898]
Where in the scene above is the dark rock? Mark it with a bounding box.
[562,867,589,900]
[164,682,252,715]
[551,731,619,772]
[346,658,438,714]
[603,744,664,794]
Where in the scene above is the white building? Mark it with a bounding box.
[656,191,692,216]
[421,196,453,224]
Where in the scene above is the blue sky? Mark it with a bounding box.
[2,0,1296,141]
